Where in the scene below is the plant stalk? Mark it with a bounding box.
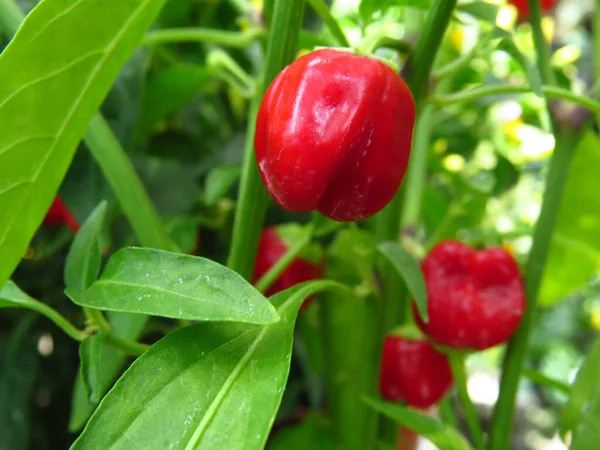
[227,0,307,279]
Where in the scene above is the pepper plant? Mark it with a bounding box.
[0,0,599,449]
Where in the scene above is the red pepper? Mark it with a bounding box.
[379,334,453,409]
[255,49,416,222]
[397,426,419,450]
[414,240,525,351]
[253,226,323,310]
[43,196,79,232]
[510,0,557,20]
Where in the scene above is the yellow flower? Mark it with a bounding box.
[502,118,523,142]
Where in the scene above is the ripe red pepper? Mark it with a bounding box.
[397,426,418,450]
[253,226,323,310]
[414,240,525,351]
[43,196,79,232]
[255,49,416,222]
[510,0,557,19]
[379,335,453,409]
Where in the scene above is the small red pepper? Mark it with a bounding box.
[414,240,525,351]
[379,334,453,409]
[43,196,79,232]
[255,48,416,222]
[510,0,557,20]
[253,226,323,310]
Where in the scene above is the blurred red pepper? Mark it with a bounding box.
[414,240,525,350]
[379,334,453,409]
[510,0,557,20]
[397,426,419,450]
[253,226,323,310]
[255,48,416,222]
[43,196,79,233]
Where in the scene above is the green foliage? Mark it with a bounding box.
[72,282,333,450]
[376,242,428,321]
[540,131,600,306]
[364,397,472,450]
[71,248,279,324]
[0,0,167,289]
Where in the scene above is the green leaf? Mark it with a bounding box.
[268,413,334,450]
[0,315,38,450]
[204,165,241,206]
[540,132,600,306]
[69,312,147,431]
[0,0,167,289]
[70,247,279,324]
[133,64,213,142]
[65,201,107,297]
[376,242,428,321]
[364,397,473,450]
[79,331,106,403]
[561,338,600,439]
[71,281,340,449]
[456,1,499,23]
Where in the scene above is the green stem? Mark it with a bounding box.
[227,0,307,279]
[84,115,177,252]
[401,0,458,111]
[0,0,23,34]
[400,104,435,230]
[439,395,458,427]
[522,367,571,395]
[527,0,554,86]
[104,333,150,356]
[33,302,87,342]
[255,226,313,293]
[489,2,575,447]
[306,0,350,48]
[489,129,578,450]
[430,85,600,116]
[375,0,457,243]
[433,38,483,81]
[448,352,485,450]
[142,27,264,48]
[85,308,112,334]
[207,49,256,96]
[360,35,412,56]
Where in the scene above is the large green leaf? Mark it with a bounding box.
[561,338,600,441]
[540,131,600,306]
[70,247,279,324]
[364,398,472,450]
[71,281,341,449]
[0,0,167,288]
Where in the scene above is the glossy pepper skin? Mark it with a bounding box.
[510,0,557,19]
[253,226,323,310]
[255,49,416,222]
[43,197,79,232]
[379,335,453,409]
[414,240,525,351]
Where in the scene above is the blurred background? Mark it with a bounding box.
[0,0,598,449]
